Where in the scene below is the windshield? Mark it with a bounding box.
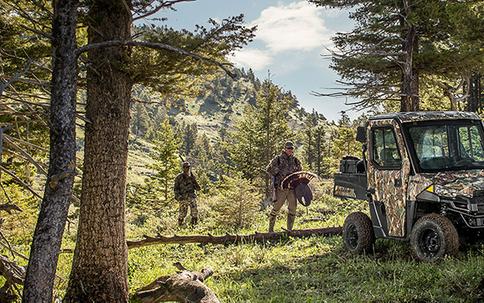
[405,120,484,172]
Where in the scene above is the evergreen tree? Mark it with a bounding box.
[314,124,326,176]
[207,174,261,231]
[228,79,293,193]
[310,0,483,112]
[65,2,255,301]
[131,102,152,138]
[150,120,180,202]
[302,109,322,170]
[181,123,198,158]
[333,112,360,161]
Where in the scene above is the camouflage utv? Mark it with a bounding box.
[333,111,484,261]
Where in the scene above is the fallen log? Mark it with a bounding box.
[301,217,330,223]
[131,262,219,303]
[127,227,342,249]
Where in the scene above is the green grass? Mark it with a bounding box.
[126,237,483,303]
[121,194,484,303]
[6,184,483,302]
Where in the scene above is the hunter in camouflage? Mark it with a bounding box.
[174,161,201,226]
[266,141,302,232]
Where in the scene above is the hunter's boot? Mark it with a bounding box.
[268,214,277,233]
[287,214,296,231]
[190,217,198,226]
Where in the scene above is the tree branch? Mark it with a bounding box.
[0,165,43,200]
[3,136,48,175]
[0,204,22,214]
[76,40,236,78]
[0,60,32,97]
[132,0,195,21]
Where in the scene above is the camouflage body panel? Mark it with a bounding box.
[266,152,302,187]
[174,173,201,200]
[367,119,411,237]
[407,173,434,202]
[371,111,480,123]
[408,170,484,200]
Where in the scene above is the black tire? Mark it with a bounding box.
[410,213,459,262]
[343,212,375,254]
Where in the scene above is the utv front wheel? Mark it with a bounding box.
[343,212,375,254]
[410,213,459,262]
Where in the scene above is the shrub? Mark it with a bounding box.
[205,175,262,231]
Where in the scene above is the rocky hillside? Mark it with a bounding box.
[130,68,324,141]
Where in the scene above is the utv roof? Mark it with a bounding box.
[369,111,481,123]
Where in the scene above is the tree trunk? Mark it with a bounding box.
[400,0,419,112]
[263,83,272,199]
[306,129,313,170]
[22,1,78,302]
[64,0,132,302]
[467,73,481,112]
[316,127,322,176]
[164,174,168,201]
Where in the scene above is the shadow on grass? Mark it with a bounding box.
[215,241,484,303]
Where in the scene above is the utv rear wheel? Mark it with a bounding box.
[343,212,375,254]
[410,213,459,262]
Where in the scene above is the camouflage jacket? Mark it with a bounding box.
[266,152,302,188]
[174,173,201,200]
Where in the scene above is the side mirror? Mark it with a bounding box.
[356,126,367,143]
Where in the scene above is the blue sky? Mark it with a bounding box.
[147,0,356,121]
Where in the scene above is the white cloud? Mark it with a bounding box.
[320,7,346,18]
[229,48,273,71]
[251,1,332,53]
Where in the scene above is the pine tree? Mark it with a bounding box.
[150,120,180,202]
[310,0,483,112]
[208,174,261,231]
[22,1,78,301]
[302,109,323,171]
[333,112,360,161]
[1,1,256,301]
[181,123,198,158]
[314,124,326,176]
[228,79,293,193]
[131,102,152,138]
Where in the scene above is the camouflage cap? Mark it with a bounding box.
[285,141,294,149]
[182,161,191,168]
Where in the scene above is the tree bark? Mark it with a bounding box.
[467,73,481,112]
[22,1,78,302]
[64,0,132,302]
[127,227,342,248]
[400,0,419,112]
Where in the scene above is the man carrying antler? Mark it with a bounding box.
[266,141,302,232]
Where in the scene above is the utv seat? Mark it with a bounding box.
[380,148,400,166]
[356,160,366,173]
